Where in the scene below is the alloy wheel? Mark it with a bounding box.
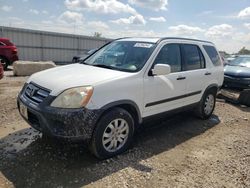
[102,118,129,152]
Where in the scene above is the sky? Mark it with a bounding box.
[0,0,250,53]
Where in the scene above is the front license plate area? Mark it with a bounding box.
[20,102,28,119]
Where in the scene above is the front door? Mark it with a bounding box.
[143,43,187,118]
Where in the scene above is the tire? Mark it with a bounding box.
[72,58,77,63]
[0,56,9,70]
[0,56,10,70]
[238,89,250,107]
[90,107,135,159]
[195,89,216,119]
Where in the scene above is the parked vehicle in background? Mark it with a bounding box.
[219,52,228,65]
[221,56,229,65]
[17,37,223,159]
[223,55,250,89]
[0,61,4,79]
[72,48,97,63]
[226,55,237,63]
[0,38,18,70]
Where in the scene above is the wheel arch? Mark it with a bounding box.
[0,55,10,70]
[203,84,219,96]
[100,100,142,126]
[0,55,9,61]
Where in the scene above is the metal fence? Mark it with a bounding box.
[0,26,110,63]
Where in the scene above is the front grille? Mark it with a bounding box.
[24,82,50,104]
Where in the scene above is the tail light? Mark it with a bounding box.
[12,48,18,54]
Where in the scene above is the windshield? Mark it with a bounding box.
[229,56,250,67]
[82,41,156,72]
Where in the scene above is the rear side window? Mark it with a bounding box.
[203,45,221,66]
[182,44,205,71]
[154,44,182,73]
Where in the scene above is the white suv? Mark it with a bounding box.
[17,37,224,158]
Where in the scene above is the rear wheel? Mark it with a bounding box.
[72,58,77,63]
[238,89,250,107]
[90,107,134,159]
[195,89,216,119]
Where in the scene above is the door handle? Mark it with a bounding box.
[177,76,186,80]
[205,72,212,75]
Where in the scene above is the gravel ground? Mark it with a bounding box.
[0,69,249,188]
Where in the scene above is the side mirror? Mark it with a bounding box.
[152,64,171,76]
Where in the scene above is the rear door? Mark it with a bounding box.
[180,44,211,103]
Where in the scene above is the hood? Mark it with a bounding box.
[224,65,250,78]
[27,64,130,95]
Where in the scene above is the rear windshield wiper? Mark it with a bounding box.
[92,64,115,70]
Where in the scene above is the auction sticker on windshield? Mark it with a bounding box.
[134,43,153,48]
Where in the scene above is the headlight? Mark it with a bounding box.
[50,86,93,108]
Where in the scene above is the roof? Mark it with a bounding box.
[0,38,10,41]
[0,38,13,46]
[117,37,213,44]
[118,37,160,43]
[159,37,213,44]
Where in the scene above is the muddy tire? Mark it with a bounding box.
[238,89,250,107]
[90,107,134,159]
[195,89,216,119]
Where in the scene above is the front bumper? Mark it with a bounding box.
[17,84,102,141]
[223,75,250,89]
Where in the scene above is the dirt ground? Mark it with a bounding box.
[0,69,249,188]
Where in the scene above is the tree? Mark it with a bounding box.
[237,47,250,55]
[93,32,102,38]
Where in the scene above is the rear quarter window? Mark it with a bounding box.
[203,45,221,66]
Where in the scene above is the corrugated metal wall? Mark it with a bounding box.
[0,26,110,63]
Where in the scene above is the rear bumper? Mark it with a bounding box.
[223,75,250,89]
[17,85,102,142]
[9,55,18,64]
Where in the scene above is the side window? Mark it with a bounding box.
[203,45,221,66]
[182,44,205,71]
[0,42,5,46]
[154,44,181,73]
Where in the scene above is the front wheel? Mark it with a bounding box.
[90,107,134,159]
[195,90,216,119]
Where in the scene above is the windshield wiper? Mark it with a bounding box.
[80,61,89,65]
[92,64,115,70]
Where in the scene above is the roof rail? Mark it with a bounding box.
[113,37,130,41]
[157,37,213,44]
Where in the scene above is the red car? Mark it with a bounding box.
[0,38,19,70]
[0,63,4,79]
